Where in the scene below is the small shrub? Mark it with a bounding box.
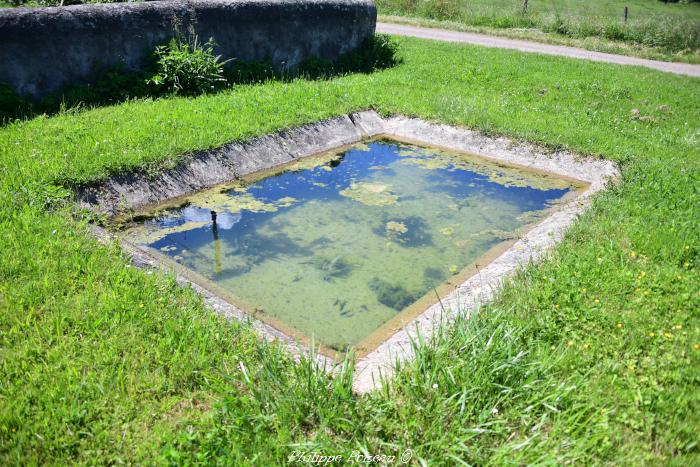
[338,34,402,73]
[0,34,400,124]
[147,36,231,96]
[0,83,29,123]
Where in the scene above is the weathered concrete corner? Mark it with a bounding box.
[78,111,384,216]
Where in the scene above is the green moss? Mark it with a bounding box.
[386,220,408,235]
[339,182,399,206]
[189,190,296,213]
[399,148,576,190]
[130,220,209,244]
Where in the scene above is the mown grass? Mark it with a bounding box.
[377,0,700,61]
[0,37,699,464]
[381,14,700,64]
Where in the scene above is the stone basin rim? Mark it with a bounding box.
[82,110,620,393]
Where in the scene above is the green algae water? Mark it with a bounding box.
[123,140,580,353]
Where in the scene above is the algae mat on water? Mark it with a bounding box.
[122,140,580,353]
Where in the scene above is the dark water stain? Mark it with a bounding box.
[423,267,445,287]
[369,277,423,312]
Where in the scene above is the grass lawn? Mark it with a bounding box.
[1,36,699,464]
[377,0,700,62]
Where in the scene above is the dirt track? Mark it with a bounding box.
[377,22,700,78]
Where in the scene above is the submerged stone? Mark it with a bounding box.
[339,182,399,206]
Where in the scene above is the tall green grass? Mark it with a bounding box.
[0,37,698,463]
[378,0,700,52]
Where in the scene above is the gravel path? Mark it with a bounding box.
[378,22,700,78]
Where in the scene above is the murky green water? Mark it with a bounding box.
[123,140,580,353]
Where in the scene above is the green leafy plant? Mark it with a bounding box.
[147,36,231,96]
[337,34,403,74]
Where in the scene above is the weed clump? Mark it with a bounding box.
[0,34,401,124]
[146,37,231,96]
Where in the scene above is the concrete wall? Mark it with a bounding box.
[0,0,376,100]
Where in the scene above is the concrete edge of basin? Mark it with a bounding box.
[352,116,618,393]
[81,110,619,393]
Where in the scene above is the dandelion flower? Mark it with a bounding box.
[617,323,623,328]
[693,344,699,350]
[648,332,655,337]
[567,340,574,347]
[139,303,144,308]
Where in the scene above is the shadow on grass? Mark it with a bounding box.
[0,34,402,125]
